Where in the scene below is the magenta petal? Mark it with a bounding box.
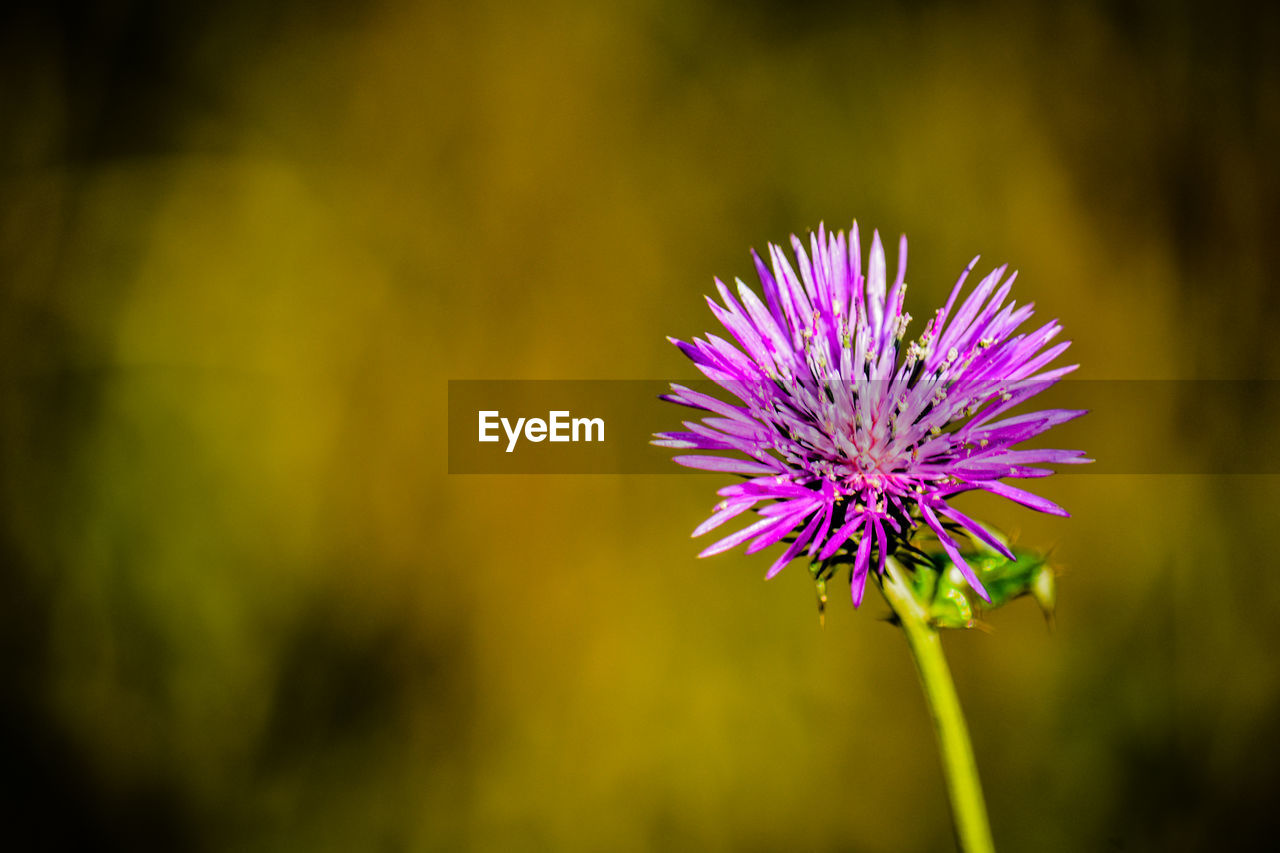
[698,515,785,558]
[850,523,874,607]
[691,499,757,538]
[976,479,1069,517]
[936,504,1015,560]
[819,513,865,561]
[922,505,990,601]
[764,501,830,580]
[672,455,779,476]
[872,516,888,576]
[745,505,812,554]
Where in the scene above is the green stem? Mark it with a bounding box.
[879,558,995,853]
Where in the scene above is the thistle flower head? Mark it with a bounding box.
[656,223,1090,606]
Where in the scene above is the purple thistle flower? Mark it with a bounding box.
[656,223,1090,607]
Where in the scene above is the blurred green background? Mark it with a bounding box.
[3,0,1279,850]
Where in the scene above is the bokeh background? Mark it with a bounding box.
[3,0,1279,850]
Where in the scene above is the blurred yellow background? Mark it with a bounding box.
[3,1,1279,850]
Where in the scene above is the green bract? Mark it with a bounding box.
[908,540,1055,630]
[812,524,1056,629]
